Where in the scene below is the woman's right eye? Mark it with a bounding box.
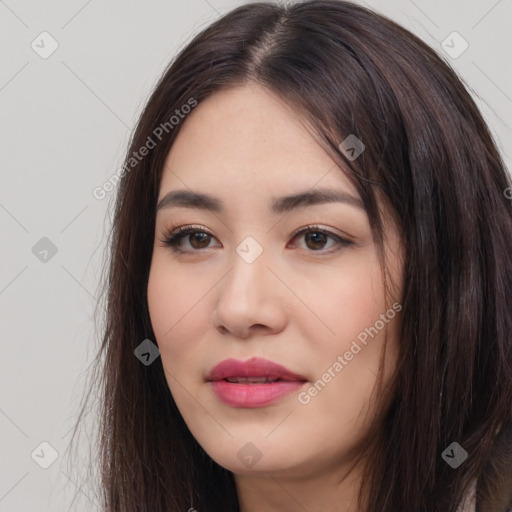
[159,225,220,253]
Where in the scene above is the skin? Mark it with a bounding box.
[147,83,404,512]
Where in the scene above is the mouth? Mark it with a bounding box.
[224,376,282,383]
[206,357,308,407]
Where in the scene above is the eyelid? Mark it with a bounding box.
[169,223,212,236]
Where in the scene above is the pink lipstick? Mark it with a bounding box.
[206,357,307,407]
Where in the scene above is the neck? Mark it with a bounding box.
[234,457,367,512]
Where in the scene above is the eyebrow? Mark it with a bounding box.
[156,188,364,214]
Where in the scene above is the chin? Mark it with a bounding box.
[203,440,305,476]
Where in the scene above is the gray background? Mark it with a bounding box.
[1,0,511,510]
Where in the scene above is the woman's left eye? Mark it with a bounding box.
[289,226,353,252]
[159,224,352,254]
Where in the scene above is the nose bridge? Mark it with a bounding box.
[222,239,271,305]
[213,237,286,336]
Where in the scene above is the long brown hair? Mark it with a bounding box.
[70,1,512,510]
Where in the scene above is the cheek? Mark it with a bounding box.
[147,255,213,368]
[301,250,387,351]
[296,248,399,415]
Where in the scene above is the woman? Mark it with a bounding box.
[74,1,512,510]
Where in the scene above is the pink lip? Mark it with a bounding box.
[206,357,307,408]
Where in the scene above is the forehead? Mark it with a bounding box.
[159,84,359,200]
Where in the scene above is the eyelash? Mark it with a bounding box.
[159,224,353,254]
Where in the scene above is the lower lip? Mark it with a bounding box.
[210,380,306,407]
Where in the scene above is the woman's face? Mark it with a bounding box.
[147,84,403,481]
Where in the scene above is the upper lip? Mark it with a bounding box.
[206,357,307,382]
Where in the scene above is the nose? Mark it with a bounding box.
[212,248,288,339]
